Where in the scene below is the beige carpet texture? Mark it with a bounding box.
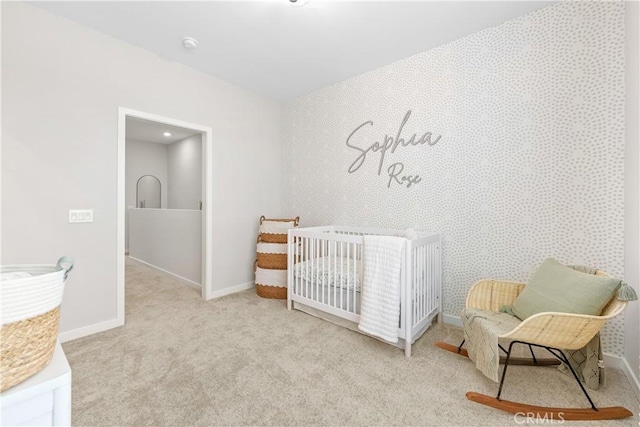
[62,259,640,426]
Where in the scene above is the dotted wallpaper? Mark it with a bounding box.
[282,2,626,355]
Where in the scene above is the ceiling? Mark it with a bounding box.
[126,117,200,144]
[32,1,551,101]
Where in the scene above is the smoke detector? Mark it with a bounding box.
[289,0,311,6]
[183,37,199,49]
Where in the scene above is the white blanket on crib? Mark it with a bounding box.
[358,235,405,343]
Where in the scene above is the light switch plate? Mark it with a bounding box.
[69,209,93,223]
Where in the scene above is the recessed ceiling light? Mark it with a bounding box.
[183,37,198,49]
[163,132,172,137]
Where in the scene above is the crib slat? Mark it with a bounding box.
[416,247,420,330]
[430,244,434,315]
[422,245,433,316]
[298,235,301,297]
[315,238,318,301]
[318,240,321,303]
[433,244,436,313]
[307,237,310,298]
[307,237,311,299]
[346,242,350,313]
[420,244,427,326]
[294,235,298,297]
[333,242,338,308]
[328,240,331,307]
[426,245,430,320]
[428,245,432,317]
[424,245,428,320]
[408,247,412,330]
[328,241,332,306]
[426,244,430,317]
[417,245,421,327]
[340,241,344,310]
[428,244,432,315]
[322,239,326,304]
[321,240,325,305]
[432,243,436,313]
[418,245,422,327]
[416,245,420,326]
[353,242,357,315]
[413,245,425,326]
[419,244,422,326]
[423,245,427,322]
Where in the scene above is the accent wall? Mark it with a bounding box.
[282,2,626,355]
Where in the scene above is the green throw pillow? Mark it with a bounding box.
[512,258,621,320]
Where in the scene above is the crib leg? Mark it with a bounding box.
[405,340,411,358]
[287,298,292,311]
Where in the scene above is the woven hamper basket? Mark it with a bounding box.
[255,216,299,299]
[0,257,73,392]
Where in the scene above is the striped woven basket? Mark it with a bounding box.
[256,242,288,270]
[255,216,299,299]
[255,263,288,299]
[0,257,74,392]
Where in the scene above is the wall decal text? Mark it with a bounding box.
[345,110,441,188]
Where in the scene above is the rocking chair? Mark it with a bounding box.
[435,266,635,421]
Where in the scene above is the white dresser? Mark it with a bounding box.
[1,342,71,427]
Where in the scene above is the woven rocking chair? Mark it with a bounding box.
[436,269,635,421]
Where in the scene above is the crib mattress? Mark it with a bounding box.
[294,256,362,291]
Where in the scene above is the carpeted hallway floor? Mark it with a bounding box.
[62,259,639,426]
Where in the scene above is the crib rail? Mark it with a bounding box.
[287,232,362,322]
[287,226,441,357]
[405,236,442,344]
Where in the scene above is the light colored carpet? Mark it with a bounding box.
[62,259,639,426]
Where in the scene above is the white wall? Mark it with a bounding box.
[167,134,202,210]
[282,2,627,356]
[129,208,201,285]
[1,2,283,337]
[125,138,168,250]
[624,0,640,386]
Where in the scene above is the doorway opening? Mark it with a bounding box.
[117,108,213,324]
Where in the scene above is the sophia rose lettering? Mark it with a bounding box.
[345,110,441,188]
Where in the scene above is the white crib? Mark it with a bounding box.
[287,226,441,357]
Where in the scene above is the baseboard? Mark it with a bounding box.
[604,353,640,400]
[58,318,123,343]
[58,275,251,343]
[442,313,640,399]
[128,256,201,291]
[441,313,463,327]
[209,281,255,299]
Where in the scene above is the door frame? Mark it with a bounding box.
[117,107,213,324]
